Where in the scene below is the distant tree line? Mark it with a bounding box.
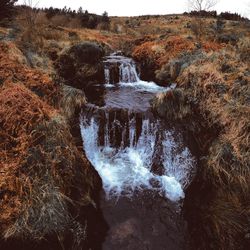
[16,5,110,29]
[184,10,248,21]
[46,6,110,29]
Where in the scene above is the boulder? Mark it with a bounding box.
[156,51,205,85]
[217,34,239,45]
[55,42,105,90]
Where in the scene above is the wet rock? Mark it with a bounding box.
[217,34,239,45]
[110,218,141,243]
[55,41,105,90]
[105,62,120,83]
[136,58,158,83]
[221,63,232,73]
[100,193,188,250]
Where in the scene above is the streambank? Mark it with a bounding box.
[151,69,250,249]
[131,34,250,248]
[0,41,108,249]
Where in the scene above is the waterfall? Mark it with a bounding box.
[80,110,196,202]
[119,62,140,83]
[104,54,140,84]
[104,68,110,84]
[103,54,166,93]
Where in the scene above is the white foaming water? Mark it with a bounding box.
[119,80,166,92]
[104,54,166,93]
[119,62,140,83]
[80,115,196,202]
[104,68,110,84]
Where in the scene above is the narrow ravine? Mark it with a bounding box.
[80,53,196,249]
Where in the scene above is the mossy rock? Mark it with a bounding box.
[56,42,105,90]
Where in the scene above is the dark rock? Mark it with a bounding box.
[156,64,171,84]
[100,192,188,250]
[221,63,232,73]
[137,59,158,82]
[156,51,205,84]
[55,42,105,90]
[156,60,182,83]
[217,34,239,45]
[68,31,78,38]
[245,233,250,240]
[47,49,58,61]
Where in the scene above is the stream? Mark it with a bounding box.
[80,53,196,250]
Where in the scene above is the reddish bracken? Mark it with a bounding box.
[0,42,59,105]
[132,36,196,67]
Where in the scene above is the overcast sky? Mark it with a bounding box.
[17,0,250,18]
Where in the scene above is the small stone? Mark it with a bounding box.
[245,233,250,239]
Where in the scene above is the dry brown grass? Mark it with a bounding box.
[0,82,97,242]
[60,84,87,121]
[148,25,249,246]
[170,49,250,249]
[0,41,59,104]
[0,39,99,243]
[16,9,65,52]
[0,82,54,237]
[132,36,196,67]
[237,37,250,65]
[152,89,192,121]
[196,190,248,249]
[1,10,249,248]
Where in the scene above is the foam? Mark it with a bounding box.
[119,80,167,92]
[80,116,195,202]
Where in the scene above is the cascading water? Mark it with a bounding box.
[80,53,195,202]
[81,111,195,202]
[80,53,196,249]
[104,53,139,84]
